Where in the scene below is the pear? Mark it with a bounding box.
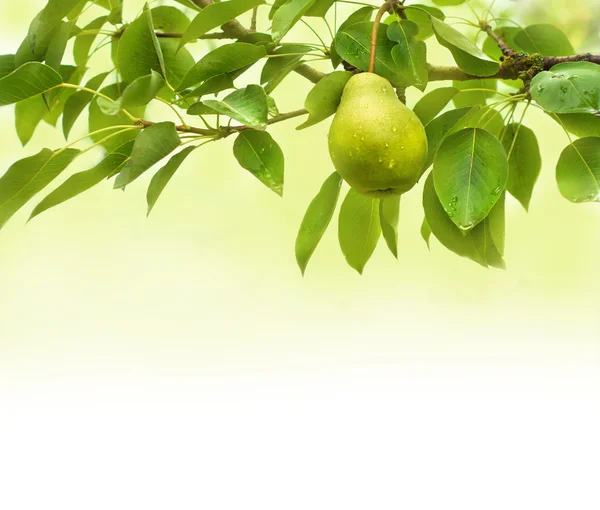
[328,73,428,198]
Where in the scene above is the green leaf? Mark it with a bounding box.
[42,65,85,127]
[487,192,505,257]
[15,96,48,146]
[147,146,196,215]
[67,0,88,21]
[239,32,274,45]
[267,95,279,117]
[420,217,431,249]
[338,6,375,30]
[432,0,465,5]
[187,103,219,116]
[63,71,109,139]
[0,63,63,106]
[335,22,405,86]
[403,5,445,41]
[556,137,600,203]
[45,21,74,70]
[261,45,314,94]
[188,73,236,99]
[27,0,81,56]
[379,195,400,258]
[269,0,288,20]
[387,19,428,90]
[453,105,505,138]
[424,107,472,169]
[470,193,506,269]
[89,84,146,152]
[202,85,268,130]
[272,0,317,42]
[331,6,375,68]
[422,173,486,266]
[177,43,266,91]
[180,0,265,47]
[14,12,56,67]
[108,0,124,24]
[117,6,165,83]
[297,71,352,130]
[73,16,108,66]
[30,152,129,220]
[0,54,15,79]
[502,124,541,211]
[158,40,195,91]
[452,79,497,108]
[233,130,284,195]
[295,171,342,275]
[531,62,600,114]
[173,0,202,11]
[91,0,123,24]
[111,139,137,158]
[98,71,165,115]
[556,113,600,138]
[338,189,381,274]
[413,87,459,125]
[431,17,500,77]
[115,122,181,189]
[151,5,191,32]
[515,24,574,57]
[150,9,194,89]
[433,128,508,231]
[0,148,80,230]
[305,0,335,17]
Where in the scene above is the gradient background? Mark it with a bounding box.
[1,1,599,508]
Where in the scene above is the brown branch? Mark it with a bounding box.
[543,53,600,69]
[481,24,515,57]
[428,52,600,82]
[137,119,213,136]
[426,64,517,82]
[193,0,250,39]
[294,64,326,83]
[251,7,258,31]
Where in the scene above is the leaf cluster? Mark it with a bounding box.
[0,0,598,275]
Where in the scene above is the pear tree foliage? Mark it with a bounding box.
[1,0,600,274]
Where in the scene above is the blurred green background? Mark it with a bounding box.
[0,0,599,369]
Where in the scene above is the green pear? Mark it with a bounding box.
[328,73,428,198]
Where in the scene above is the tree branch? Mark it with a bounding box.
[193,0,251,39]
[251,7,258,32]
[543,53,600,69]
[192,0,325,83]
[426,64,516,82]
[294,63,326,83]
[138,110,308,137]
[481,24,515,57]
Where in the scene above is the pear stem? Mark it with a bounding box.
[369,3,392,74]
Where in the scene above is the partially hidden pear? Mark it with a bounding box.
[328,73,428,198]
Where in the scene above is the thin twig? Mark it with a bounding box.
[251,7,258,31]
[481,23,515,56]
[369,3,390,74]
